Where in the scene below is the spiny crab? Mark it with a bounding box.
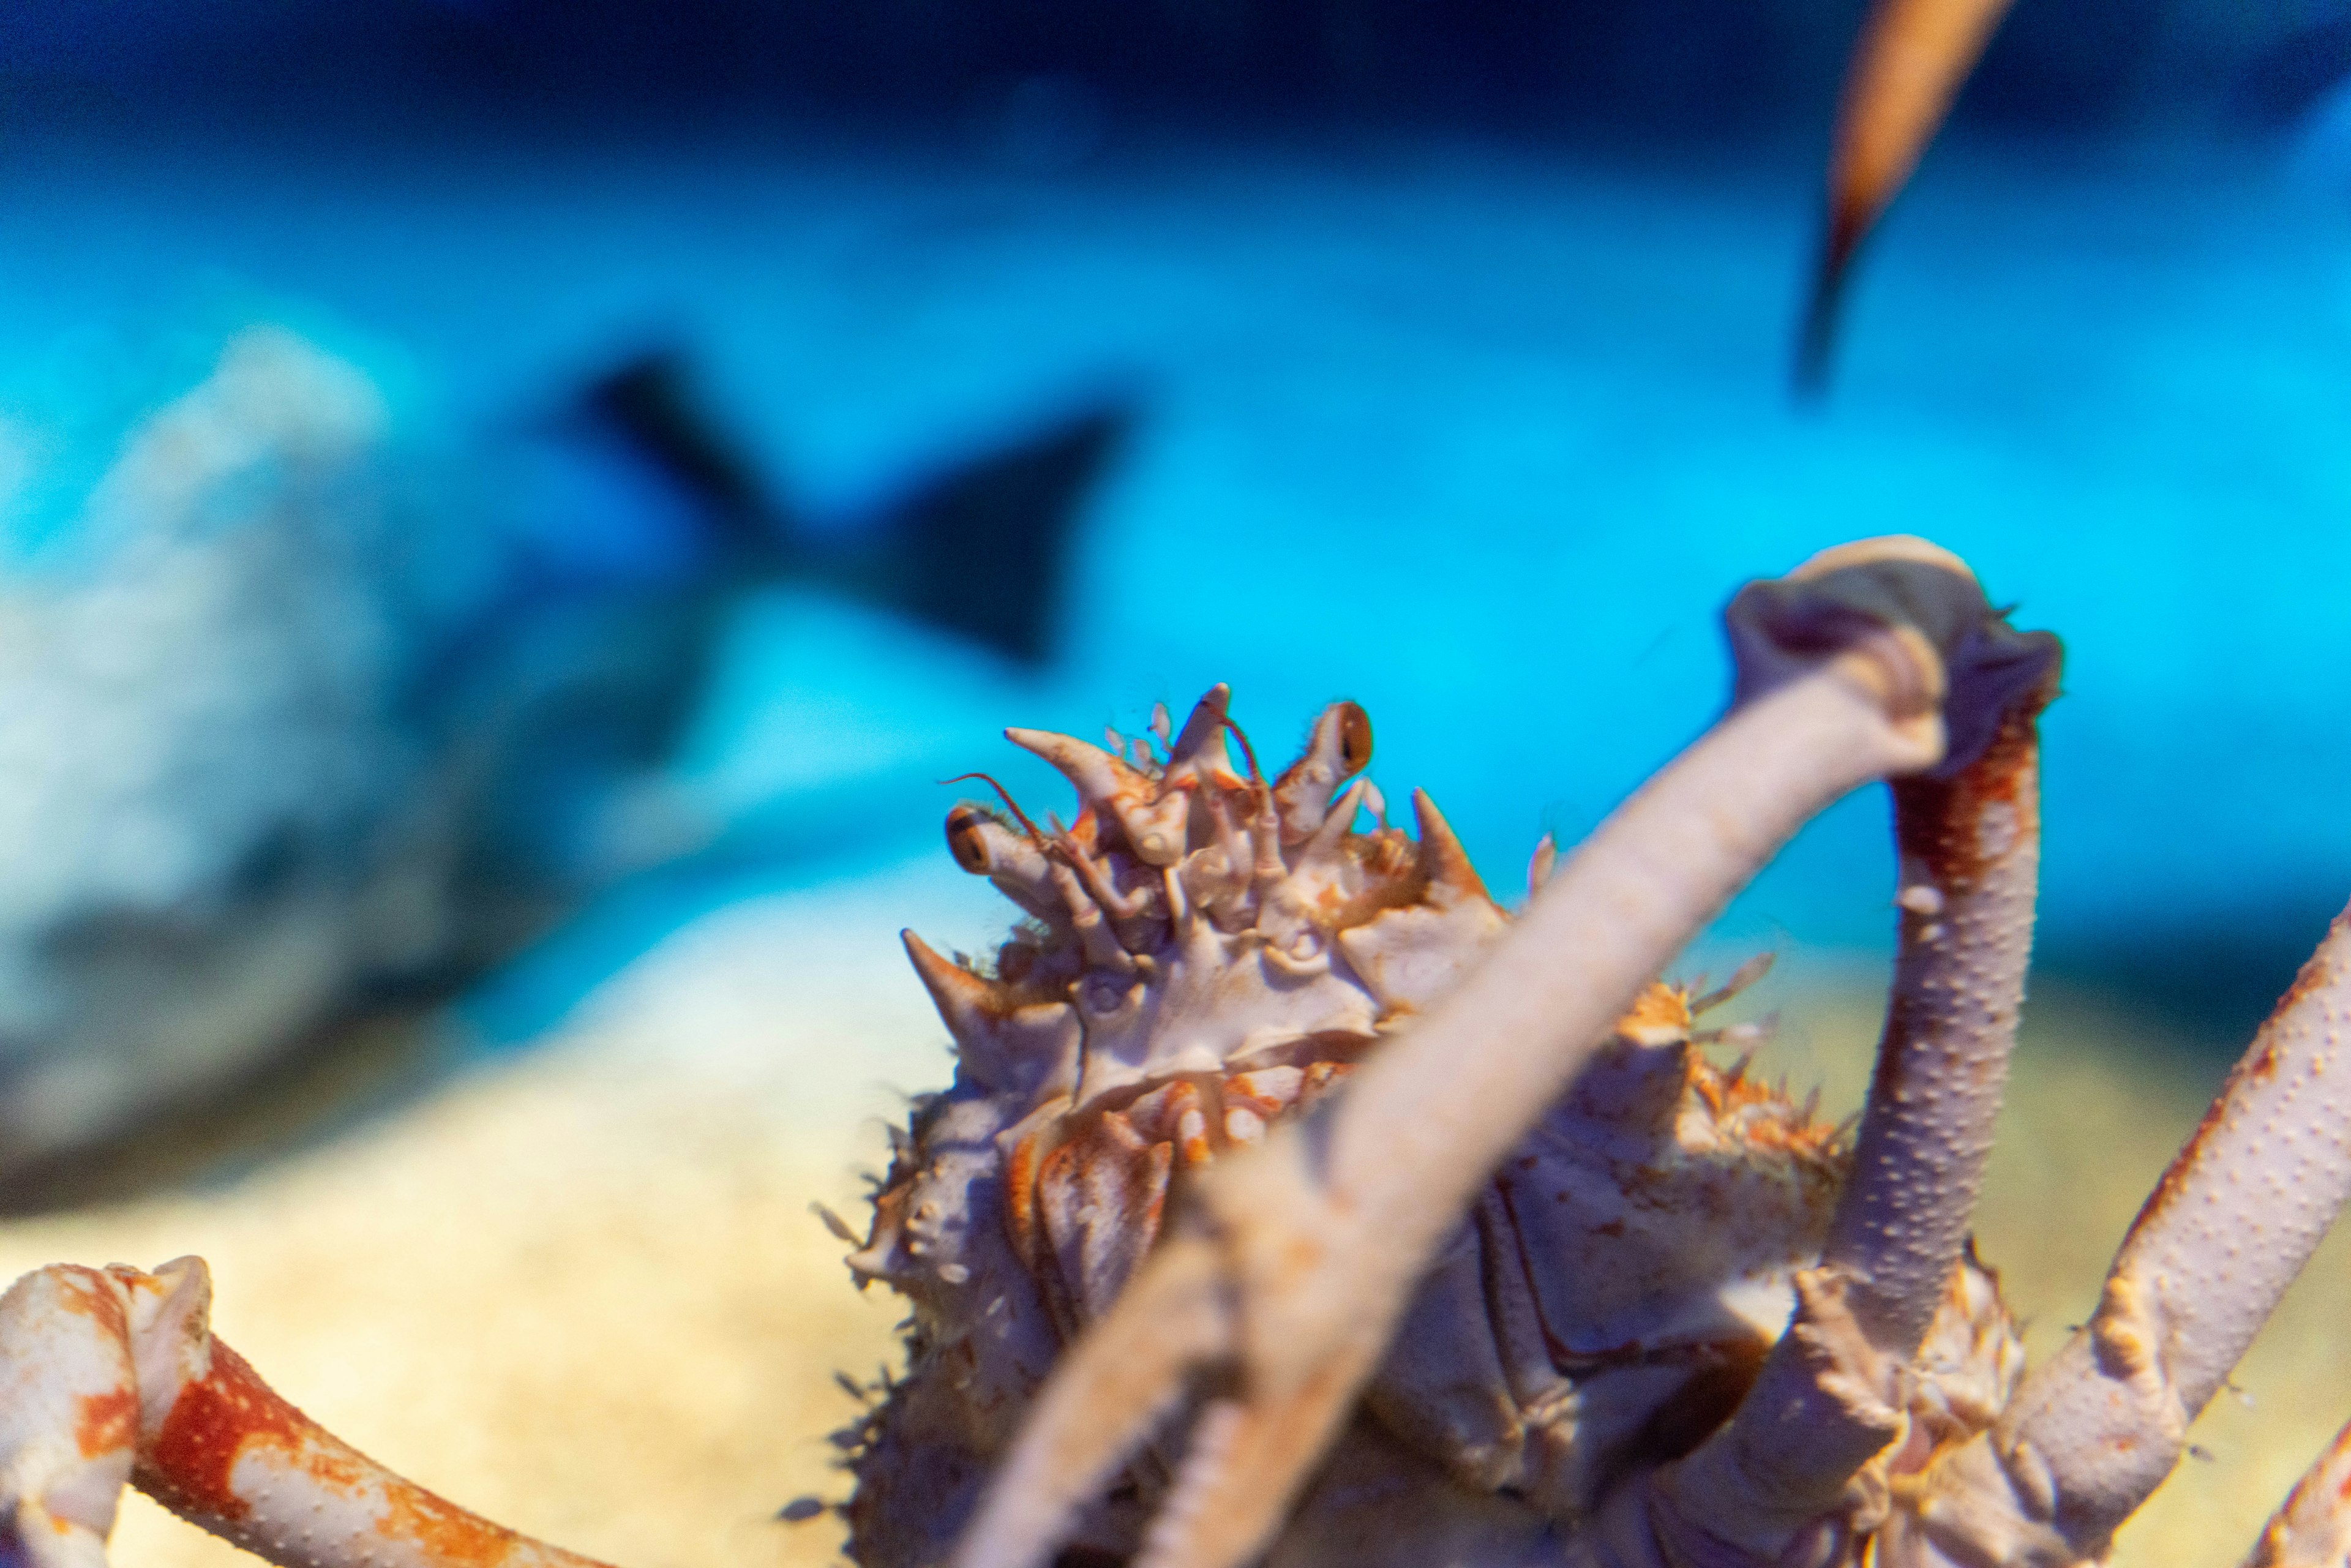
[7,535,2351,1568]
[0,6,2296,1561]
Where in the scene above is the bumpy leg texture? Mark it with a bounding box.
[1860,908,2351,1568]
[1649,581,2059,1558]
[1997,909,2351,1559]
[0,1258,617,1568]
[2246,1417,2351,1568]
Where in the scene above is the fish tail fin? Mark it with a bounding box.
[867,396,1135,666]
[579,346,797,560]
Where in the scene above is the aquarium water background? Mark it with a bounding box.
[0,0,2344,1142]
[10,0,2349,1047]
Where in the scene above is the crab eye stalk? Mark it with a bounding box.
[1336,701,1372,775]
[945,806,995,874]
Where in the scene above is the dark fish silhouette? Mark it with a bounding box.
[578,347,1128,668]
[0,330,1133,1209]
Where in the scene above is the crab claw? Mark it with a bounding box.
[951,539,2038,1568]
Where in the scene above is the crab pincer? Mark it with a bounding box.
[949,537,2057,1568]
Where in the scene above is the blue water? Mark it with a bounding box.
[9,126,2351,1037]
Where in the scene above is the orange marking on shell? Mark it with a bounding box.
[1120,1082,1218,1169]
[1299,1060,1354,1111]
[1316,831,1428,932]
[1155,1083,1215,1168]
[1119,1082,1183,1139]
[141,1344,589,1566]
[375,1470,536,1565]
[1224,1067,1304,1125]
[1222,1105,1267,1145]
[1892,691,2049,888]
[1002,1128,1049,1270]
[138,1344,316,1523]
[1037,1112,1175,1322]
[1682,1052,1843,1163]
[1619,983,1695,1045]
[2129,1078,2246,1245]
[1176,1107,1213,1167]
[51,1267,128,1337]
[75,1386,138,1459]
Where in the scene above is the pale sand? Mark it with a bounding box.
[0,853,2338,1567]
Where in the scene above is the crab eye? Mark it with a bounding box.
[945,806,992,874]
[1337,702,1373,775]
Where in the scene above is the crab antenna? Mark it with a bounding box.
[939,771,1049,842]
[1220,716,1265,785]
[949,535,2008,1568]
[1797,0,2019,393]
[1659,582,2060,1548]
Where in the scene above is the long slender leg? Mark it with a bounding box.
[2243,1416,2351,1568]
[1797,0,2021,389]
[950,536,2039,1568]
[1897,908,2351,1565]
[0,1258,619,1568]
[1652,611,2058,1553]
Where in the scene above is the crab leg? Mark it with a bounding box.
[2243,1415,2351,1568]
[0,1258,619,1568]
[1798,0,2019,388]
[1652,604,2060,1552]
[1899,909,2351,1564]
[1828,633,2057,1346]
[950,536,2038,1568]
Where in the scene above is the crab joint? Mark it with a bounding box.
[0,1258,618,1568]
[1991,904,2351,1555]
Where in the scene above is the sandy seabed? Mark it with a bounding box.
[1,850,2342,1568]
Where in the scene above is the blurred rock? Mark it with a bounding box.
[0,328,1125,1198]
[0,328,484,1185]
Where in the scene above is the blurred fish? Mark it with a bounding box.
[0,328,1131,1201]
[574,347,1127,667]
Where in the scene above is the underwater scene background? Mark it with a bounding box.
[4,1,2351,1563]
